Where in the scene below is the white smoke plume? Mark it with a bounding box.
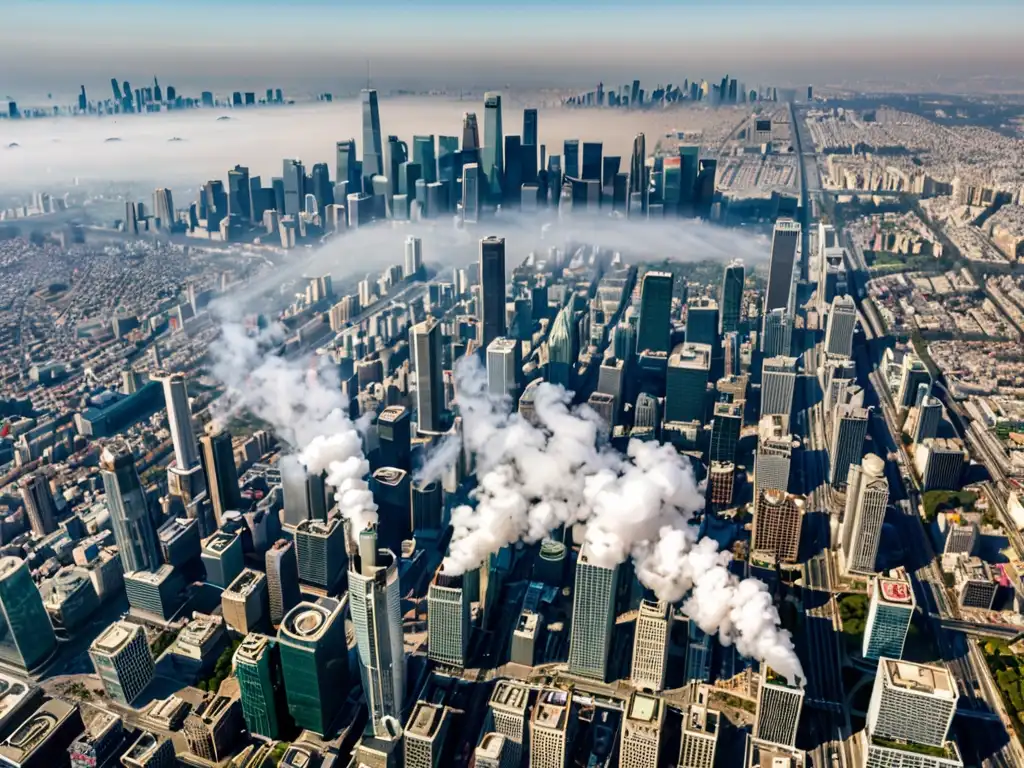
[208,321,377,534]
[436,355,803,683]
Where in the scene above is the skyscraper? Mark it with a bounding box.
[486,337,522,400]
[754,666,804,747]
[404,235,423,278]
[581,141,602,181]
[19,473,57,537]
[265,539,301,627]
[227,165,251,222]
[348,526,404,737]
[282,159,305,217]
[913,394,942,444]
[280,456,328,527]
[709,401,742,463]
[863,574,915,661]
[89,620,154,705]
[336,139,358,191]
[427,568,470,668]
[294,517,347,593]
[631,599,671,692]
[753,415,794,514]
[0,556,58,671]
[629,134,646,195]
[897,353,931,409]
[404,701,452,768]
[686,298,719,347]
[752,490,805,563]
[636,271,673,355]
[679,700,720,768]
[547,304,577,390]
[487,681,529,767]
[479,236,507,350]
[621,693,665,768]
[866,659,957,748]
[155,372,199,471]
[530,690,574,768]
[685,621,713,682]
[841,454,889,575]
[666,343,712,423]
[101,441,161,574]
[461,162,481,223]
[411,318,445,434]
[412,135,437,183]
[824,295,857,358]
[765,220,801,312]
[233,634,284,739]
[568,545,619,682]
[830,404,869,487]
[720,259,745,334]
[361,89,384,184]
[761,356,797,418]
[199,429,240,527]
[761,307,793,357]
[481,92,504,201]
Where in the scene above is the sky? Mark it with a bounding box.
[3,0,1024,101]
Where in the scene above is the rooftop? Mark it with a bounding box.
[684,704,720,736]
[234,633,271,664]
[884,659,956,698]
[203,531,239,554]
[490,680,529,713]
[281,598,340,641]
[379,405,408,423]
[92,620,142,655]
[372,467,408,487]
[225,568,265,598]
[627,693,661,723]
[877,576,914,605]
[407,702,446,738]
[533,689,570,731]
[477,733,507,759]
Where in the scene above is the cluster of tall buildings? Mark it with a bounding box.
[563,76,799,108]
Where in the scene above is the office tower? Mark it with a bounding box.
[282,159,305,216]
[824,295,857,358]
[753,417,794,522]
[628,134,647,197]
[280,456,328,527]
[822,357,857,413]
[678,144,700,208]
[370,468,411,555]
[636,271,673,354]
[678,701,720,768]
[89,620,154,705]
[124,201,140,235]
[863,574,914,661]
[721,259,745,333]
[913,394,942,444]
[686,298,719,347]
[412,135,436,183]
[710,401,742,463]
[222,569,268,635]
[294,517,346,593]
[336,139,358,191]
[438,134,459,189]
[403,235,422,279]
[867,659,957,748]
[481,92,504,201]
[896,353,931,409]
[101,442,161,573]
[474,734,509,768]
[111,77,122,102]
[411,318,445,434]
[155,372,199,470]
[530,689,574,768]
[761,356,797,417]
[752,490,805,563]
[765,220,801,312]
[487,681,529,766]
[631,599,671,691]
[348,526,404,736]
[0,556,58,670]
[202,530,244,589]
[361,89,384,183]
[153,188,174,229]
[709,461,736,506]
[634,392,661,431]
[19,473,57,537]
[278,597,347,735]
[427,568,470,668]
[547,304,577,390]
[265,539,301,627]
[830,404,869,487]
[620,693,664,768]
[503,135,522,205]
[227,165,251,221]
[375,406,410,472]
[755,667,804,746]
[310,162,334,213]
[841,454,888,574]
[581,141,602,181]
[404,702,452,768]
[666,343,712,423]
[915,438,968,491]
[122,732,175,768]
[233,634,283,739]
[686,621,713,682]
[761,307,792,357]
[461,162,481,223]
[462,112,481,155]
[568,545,619,681]
[199,429,240,527]
[411,481,442,533]
[694,158,717,217]
[486,337,522,400]
[479,236,507,349]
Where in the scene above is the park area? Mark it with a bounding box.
[982,637,1024,738]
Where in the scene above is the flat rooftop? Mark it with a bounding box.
[92,620,141,655]
[490,680,529,713]
[877,577,914,605]
[225,569,265,597]
[203,532,238,554]
[533,689,570,731]
[684,704,719,736]
[408,702,445,738]
[884,659,955,698]
[627,694,661,723]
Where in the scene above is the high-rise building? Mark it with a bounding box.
[348,526,404,737]
[563,139,580,179]
[19,473,57,537]
[721,259,745,334]
[686,621,713,682]
[462,162,481,223]
[752,489,805,563]
[122,732,175,768]
[841,454,889,574]
[265,539,301,626]
[744,738,807,768]
[474,733,509,768]
[631,599,671,691]
[621,693,665,768]
[155,372,199,471]
[761,356,798,417]
[709,461,736,506]
[867,659,957,748]
[679,700,720,768]
[754,415,794,508]
[101,442,161,574]
[404,701,452,768]
[863,574,914,661]
[765,220,801,312]
[824,295,857,358]
[89,620,154,705]
[547,304,577,390]
[754,666,804,747]
[761,308,793,357]
[830,404,869,487]
[294,516,347,593]
[336,139,358,191]
[282,159,305,217]
[686,298,719,347]
[486,337,522,400]
[629,133,646,195]
[0,556,58,670]
[222,569,268,635]
[636,271,673,354]
[913,394,942,444]
[199,429,240,527]
[411,319,445,434]
[428,568,470,668]
[568,545,619,682]
[412,135,436,183]
[153,188,174,229]
[403,235,423,278]
[896,353,931,409]
[233,634,284,739]
[280,455,328,527]
[227,165,251,221]
[914,438,967,491]
[201,530,244,589]
[361,89,384,183]
[479,236,507,350]
[278,597,348,735]
[709,401,742,463]
[377,406,411,471]
[487,681,529,767]
[665,343,711,424]
[530,689,574,768]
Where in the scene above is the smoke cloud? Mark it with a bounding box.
[433,355,803,683]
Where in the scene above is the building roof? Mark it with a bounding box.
[490,680,529,714]
[883,659,956,698]
[225,569,265,598]
[877,576,913,605]
[407,702,446,738]
[91,620,142,655]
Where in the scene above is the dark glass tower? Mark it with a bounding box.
[482,92,504,201]
[636,271,673,355]
[282,159,305,217]
[360,89,384,187]
[412,135,437,184]
[563,139,580,179]
[227,165,251,222]
[479,236,507,350]
[336,139,359,191]
[199,429,241,527]
[101,441,161,573]
[581,142,602,181]
[721,260,745,333]
[411,321,445,434]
